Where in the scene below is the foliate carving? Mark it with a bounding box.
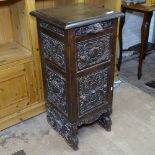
[75,20,113,36]
[45,66,67,114]
[77,111,104,126]
[46,106,78,150]
[77,34,112,70]
[78,107,112,127]
[40,20,64,36]
[40,32,66,70]
[78,68,109,116]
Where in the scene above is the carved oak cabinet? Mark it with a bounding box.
[31,4,122,150]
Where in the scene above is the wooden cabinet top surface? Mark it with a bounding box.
[31,4,123,29]
[122,3,155,12]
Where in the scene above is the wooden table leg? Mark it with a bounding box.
[118,7,126,71]
[138,12,152,80]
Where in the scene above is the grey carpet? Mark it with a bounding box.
[120,51,155,98]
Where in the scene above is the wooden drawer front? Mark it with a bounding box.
[78,67,109,116]
[45,66,67,115]
[40,32,66,70]
[76,34,112,70]
[75,20,113,36]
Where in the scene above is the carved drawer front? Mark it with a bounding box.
[45,66,67,114]
[40,32,66,70]
[75,20,113,36]
[78,68,109,116]
[76,34,112,70]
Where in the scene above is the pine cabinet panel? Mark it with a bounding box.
[0,62,38,119]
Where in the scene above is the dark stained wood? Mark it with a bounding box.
[31,4,121,150]
[118,4,155,80]
[122,3,155,12]
[31,4,123,29]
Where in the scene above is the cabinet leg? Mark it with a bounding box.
[46,107,79,150]
[98,108,112,131]
[138,12,152,80]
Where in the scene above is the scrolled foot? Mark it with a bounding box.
[98,108,112,131]
[46,107,79,150]
[98,115,112,131]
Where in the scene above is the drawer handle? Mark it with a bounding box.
[87,23,103,34]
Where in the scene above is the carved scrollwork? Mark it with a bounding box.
[40,20,64,36]
[46,106,78,150]
[45,66,67,114]
[77,111,104,126]
[40,32,66,70]
[78,68,109,116]
[77,34,112,70]
[75,20,113,36]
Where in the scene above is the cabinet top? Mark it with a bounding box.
[31,4,123,30]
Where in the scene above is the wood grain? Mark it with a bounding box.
[0,1,13,44]
[0,42,31,66]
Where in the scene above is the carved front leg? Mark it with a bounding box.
[46,107,79,150]
[98,107,112,131]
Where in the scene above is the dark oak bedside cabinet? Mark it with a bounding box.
[31,4,123,150]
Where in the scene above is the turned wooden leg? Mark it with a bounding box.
[138,12,152,80]
[118,7,126,71]
[98,107,112,131]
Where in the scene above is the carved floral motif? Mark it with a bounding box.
[46,105,78,150]
[78,68,109,115]
[77,34,112,70]
[40,32,66,70]
[45,66,67,114]
[75,20,113,36]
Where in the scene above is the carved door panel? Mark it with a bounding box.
[78,66,111,116]
[44,65,68,115]
[40,32,66,70]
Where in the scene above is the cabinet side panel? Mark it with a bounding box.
[0,2,13,44]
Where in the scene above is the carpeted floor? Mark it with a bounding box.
[120,52,155,98]
[1,82,155,155]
